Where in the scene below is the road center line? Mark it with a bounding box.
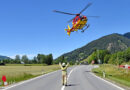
[67,68,74,80]
[61,86,65,90]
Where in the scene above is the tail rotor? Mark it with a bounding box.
[65,25,71,36]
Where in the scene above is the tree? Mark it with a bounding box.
[104,54,110,63]
[79,53,85,60]
[45,54,53,65]
[69,61,75,65]
[116,52,124,65]
[21,55,29,64]
[37,54,41,64]
[87,51,98,64]
[32,56,38,64]
[54,55,68,64]
[14,55,21,64]
[87,50,110,64]
[98,50,109,63]
[37,54,46,64]
[108,53,117,64]
[125,47,130,62]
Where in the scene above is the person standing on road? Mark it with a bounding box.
[59,62,69,86]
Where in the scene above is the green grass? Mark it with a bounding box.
[122,62,130,65]
[6,73,36,85]
[92,64,130,87]
[6,64,45,66]
[108,76,130,86]
[0,64,60,86]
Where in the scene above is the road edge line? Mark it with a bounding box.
[3,70,59,90]
[90,72,125,90]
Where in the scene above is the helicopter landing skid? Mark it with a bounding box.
[81,24,90,33]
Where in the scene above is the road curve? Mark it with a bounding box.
[3,65,124,90]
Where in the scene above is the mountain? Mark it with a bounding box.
[124,32,130,39]
[57,33,130,62]
[0,55,11,60]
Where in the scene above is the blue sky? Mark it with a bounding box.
[0,0,130,59]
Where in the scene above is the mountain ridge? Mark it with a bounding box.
[124,32,130,39]
[0,55,11,60]
[56,32,130,62]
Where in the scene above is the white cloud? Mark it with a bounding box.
[9,54,36,59]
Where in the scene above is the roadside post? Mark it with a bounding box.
[42,68,44,74]
[0,82,2,86]
[2,75,8,86]
[91,60,95,69]
[125,64,128,73]
[98,59,101,64]
[103,71,106,78]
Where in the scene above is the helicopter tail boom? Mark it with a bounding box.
[65,25,71,31]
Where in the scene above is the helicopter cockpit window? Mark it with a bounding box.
[79,16,82,19]
[75,17,79,21]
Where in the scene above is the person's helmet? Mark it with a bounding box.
[62,63,66,67]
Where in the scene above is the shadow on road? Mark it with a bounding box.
[67,84,79,87]
[85,71,91,72]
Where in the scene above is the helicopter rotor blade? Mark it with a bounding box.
[79,3,92,14]
[87,16,100,18]
[53,10,76,15]
[67,17,75,23]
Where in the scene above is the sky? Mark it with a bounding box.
[0,0,130,59]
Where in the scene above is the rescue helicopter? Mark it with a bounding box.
[53,3,99,36]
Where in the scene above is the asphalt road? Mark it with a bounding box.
[3,65,124,90]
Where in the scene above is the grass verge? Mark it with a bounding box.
[92,64,130,87]
[0,64,60,86]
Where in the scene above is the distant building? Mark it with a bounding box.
[21,61,25,64]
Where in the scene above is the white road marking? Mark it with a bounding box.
[3,70,59,90]
[90,73,125,90]
[67,68,74,80]
[61,86,65,90]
